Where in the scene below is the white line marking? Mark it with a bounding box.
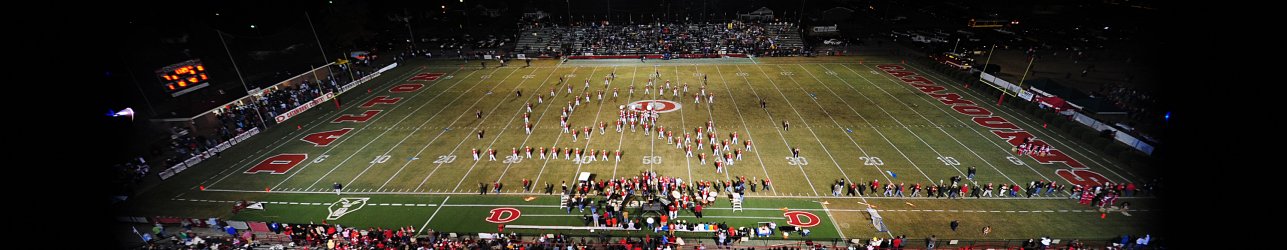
[492,66,577,188]
[754,64,889,236]
[711,65,778,196]
[844,64,1024,185]
[204,67,428,189]
[898,63,1139,182]
[791,64,903,184]
[564,66,610,189]
[731,64,819,196]
[363,68,494,189]
[323,69,487,189]
[411,67,524,191]
[418,196,450,235]
[275,67,462,190]
[450,67,548,192]
[609,66,638,179]
[674,65,695,181]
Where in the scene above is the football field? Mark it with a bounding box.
[124,56,1158,242]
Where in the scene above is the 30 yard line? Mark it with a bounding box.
[808,63,977,186]
[450,67,559,192]
[493,65,578,187]
[712,65,778,196]
[778,64,894,185]
[750,65,857,193]
[730,64,818,196]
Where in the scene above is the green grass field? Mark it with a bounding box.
[120,56,1159,243]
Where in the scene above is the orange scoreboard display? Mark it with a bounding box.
[156,59,211,97]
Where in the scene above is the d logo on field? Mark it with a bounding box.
[783,211,821,227]
[627,100,682,113]
[485,207,522,223]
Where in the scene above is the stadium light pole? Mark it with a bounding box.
[216,29,268,128]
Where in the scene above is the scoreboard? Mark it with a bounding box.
[156,59,211,97]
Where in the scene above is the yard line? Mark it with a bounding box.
[817,201,854,239]
[779,64,895,185]
[685,65,725,181]
[896,62,1139,183]
[730,64,818,196]
[450,67,562,192]
[493,66,583,188]
[749,65,856,192]
[806,63,977,186]
[647,65,658,175]
[414,67,548,191]
[567,67,609,190]
[672,65,694,181]
[793,64,939,184]
[417,196,451,235]
[297,67,495,190]
[609,66,639,179]
[842,64,1046,184]
[269,66,441,189]
[348,70,493,187]
[753,64,894,237]
[204,66,429,189]
[711,65,778,196]
[841,64,1023,185]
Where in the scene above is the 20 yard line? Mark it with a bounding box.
[842,64,1022,186]
[449,67,559,192]
[371,68,501,190]
[273,66,444,190]
[298,67,493,190]
[844,63,1038,184]
[780,64,894,185]
[416,67,572,192]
